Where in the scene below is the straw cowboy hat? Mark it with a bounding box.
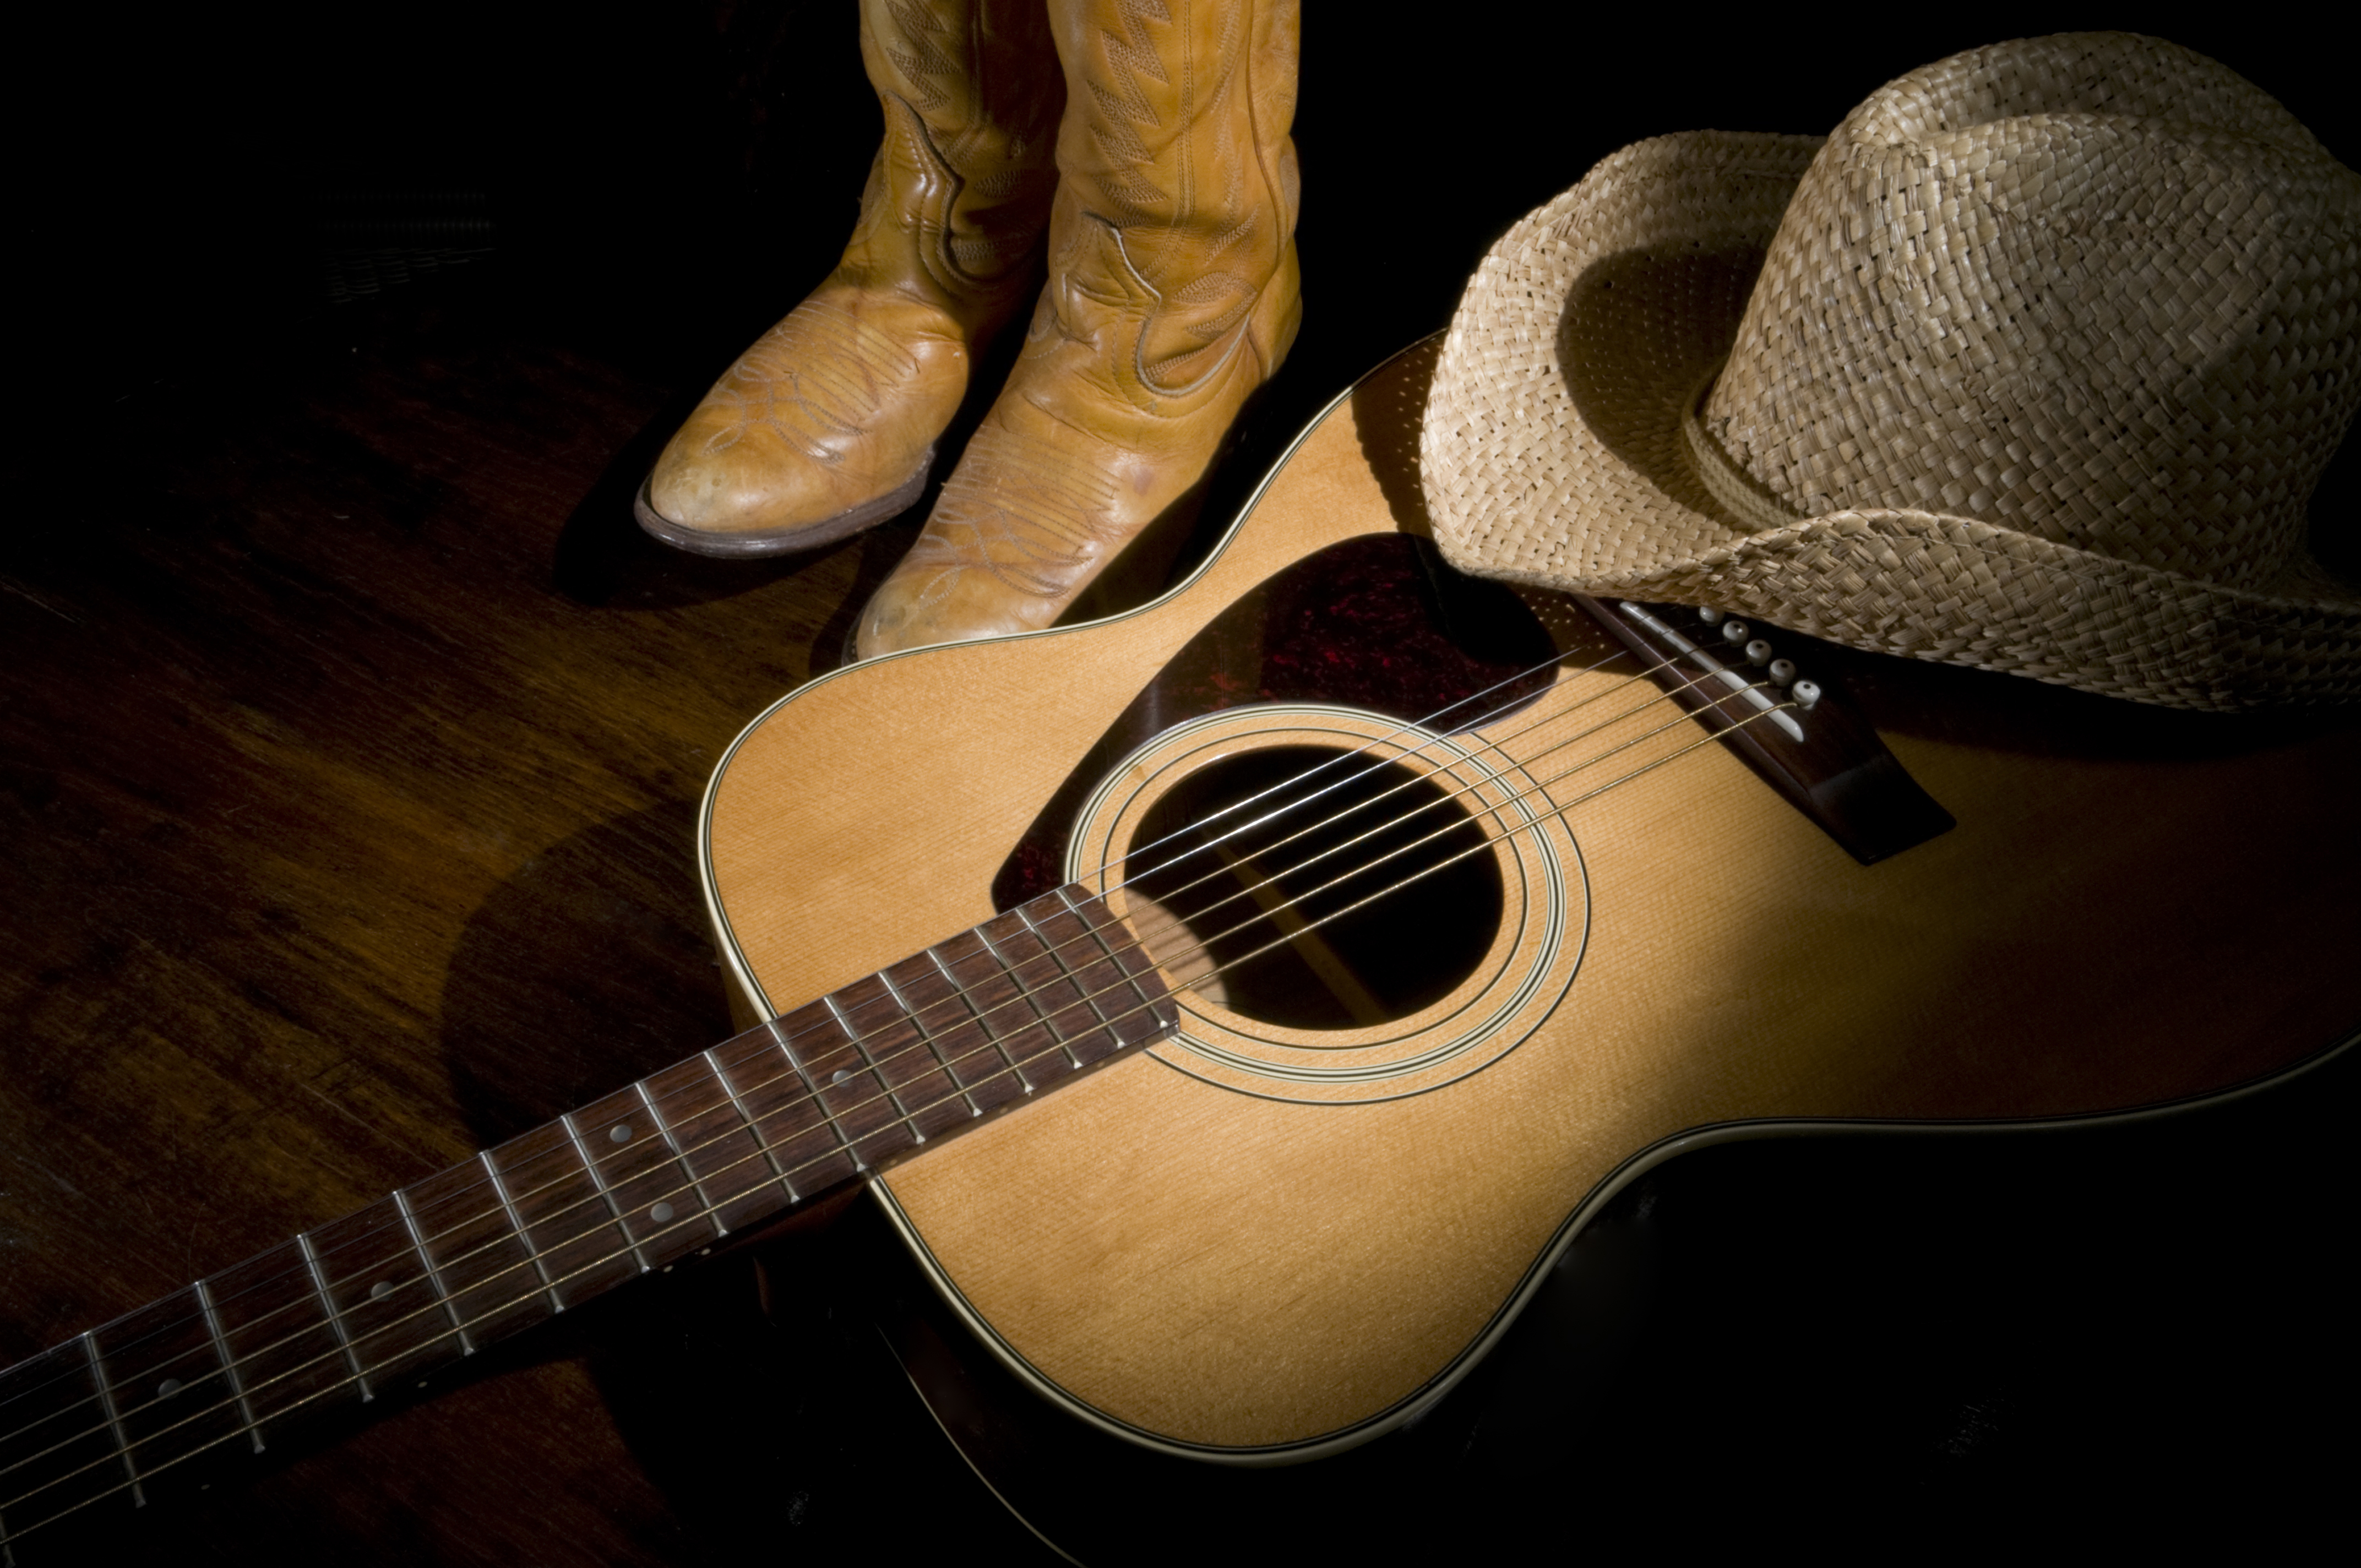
[1419,33,2361,710]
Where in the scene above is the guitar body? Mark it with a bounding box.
[699,340,2360,1462]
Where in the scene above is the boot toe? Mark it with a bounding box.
[641,420,934,556]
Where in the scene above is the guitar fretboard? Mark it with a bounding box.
[0,885,1174,1548]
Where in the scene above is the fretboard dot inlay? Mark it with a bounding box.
[157,1376,184,1397]
[369,1281,392,1299]
[831,1069,851,1084]
[608,1123,632,1144]
[649,1201,676,1223]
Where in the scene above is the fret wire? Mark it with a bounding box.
[633,1081,722,1233]
[391,1190,472,1354]
[76,1335,142,1507]
[558,1114,650,1273]
[1058,883,1157,1039]
[703,1048,798,1203]
[8,681,1764,1537]
[6,646,1659,1428]
[1049,889,1136,1031]
[1016,902,1116,1043]
[190,1279,263,1454]
[478,1151,562,1314]
[973,922,1084,1068]
[765,1015,864,1173]
[825,993,918,1143]
[928,946,1033,1095]
[761,1013,813,1078]
[293,1233,371,1402]
[879,966,981,1119]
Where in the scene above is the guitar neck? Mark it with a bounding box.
[0,886,1174,1547]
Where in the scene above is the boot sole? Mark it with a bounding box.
[633,451,934,558]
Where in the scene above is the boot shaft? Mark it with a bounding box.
[848,0,1067,299]
[1042,0,1302,394]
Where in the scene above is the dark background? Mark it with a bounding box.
[39,7,2361,484]
[10,4,2354,1562]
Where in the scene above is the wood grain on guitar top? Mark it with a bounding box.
[703,338,2361,1456]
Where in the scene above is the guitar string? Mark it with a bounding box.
[0,645,1763,1484]
[0,645,1739,1452]
[1067,660,1748,952]
[0,657,1720,1491]
[0,636,1688,1428]
[7,698,1797,1540]
[0,692,1793,1533]
[1058,643,1623,883]
[1,610,1767,1408]
[2,689,1793,1533]
[0,654,1761,1474]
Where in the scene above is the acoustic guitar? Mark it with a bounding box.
[4,338,2354,1557]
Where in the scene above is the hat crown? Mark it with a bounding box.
[1700,34,2361,590]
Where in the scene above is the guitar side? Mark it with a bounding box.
[698,340,2361,1461]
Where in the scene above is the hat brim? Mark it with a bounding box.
[1420,132,2361,710]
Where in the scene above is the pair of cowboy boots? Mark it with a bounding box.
[637,0,1303,658]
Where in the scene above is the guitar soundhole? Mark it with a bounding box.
[1126,745,1504,1030]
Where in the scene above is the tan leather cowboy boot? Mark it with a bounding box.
[637,1,1063,556]
[855,0,1302,651]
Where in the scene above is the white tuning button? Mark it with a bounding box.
[1698,607,1724,625]
[1769,658,1798,685]
[1745,639,1773,666]
[1721,619,1750,644]
[1792,678,1823,710]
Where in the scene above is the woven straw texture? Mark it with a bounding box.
[1421,34,2361,709]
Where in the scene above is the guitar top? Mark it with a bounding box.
[698,338,2361,1460]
